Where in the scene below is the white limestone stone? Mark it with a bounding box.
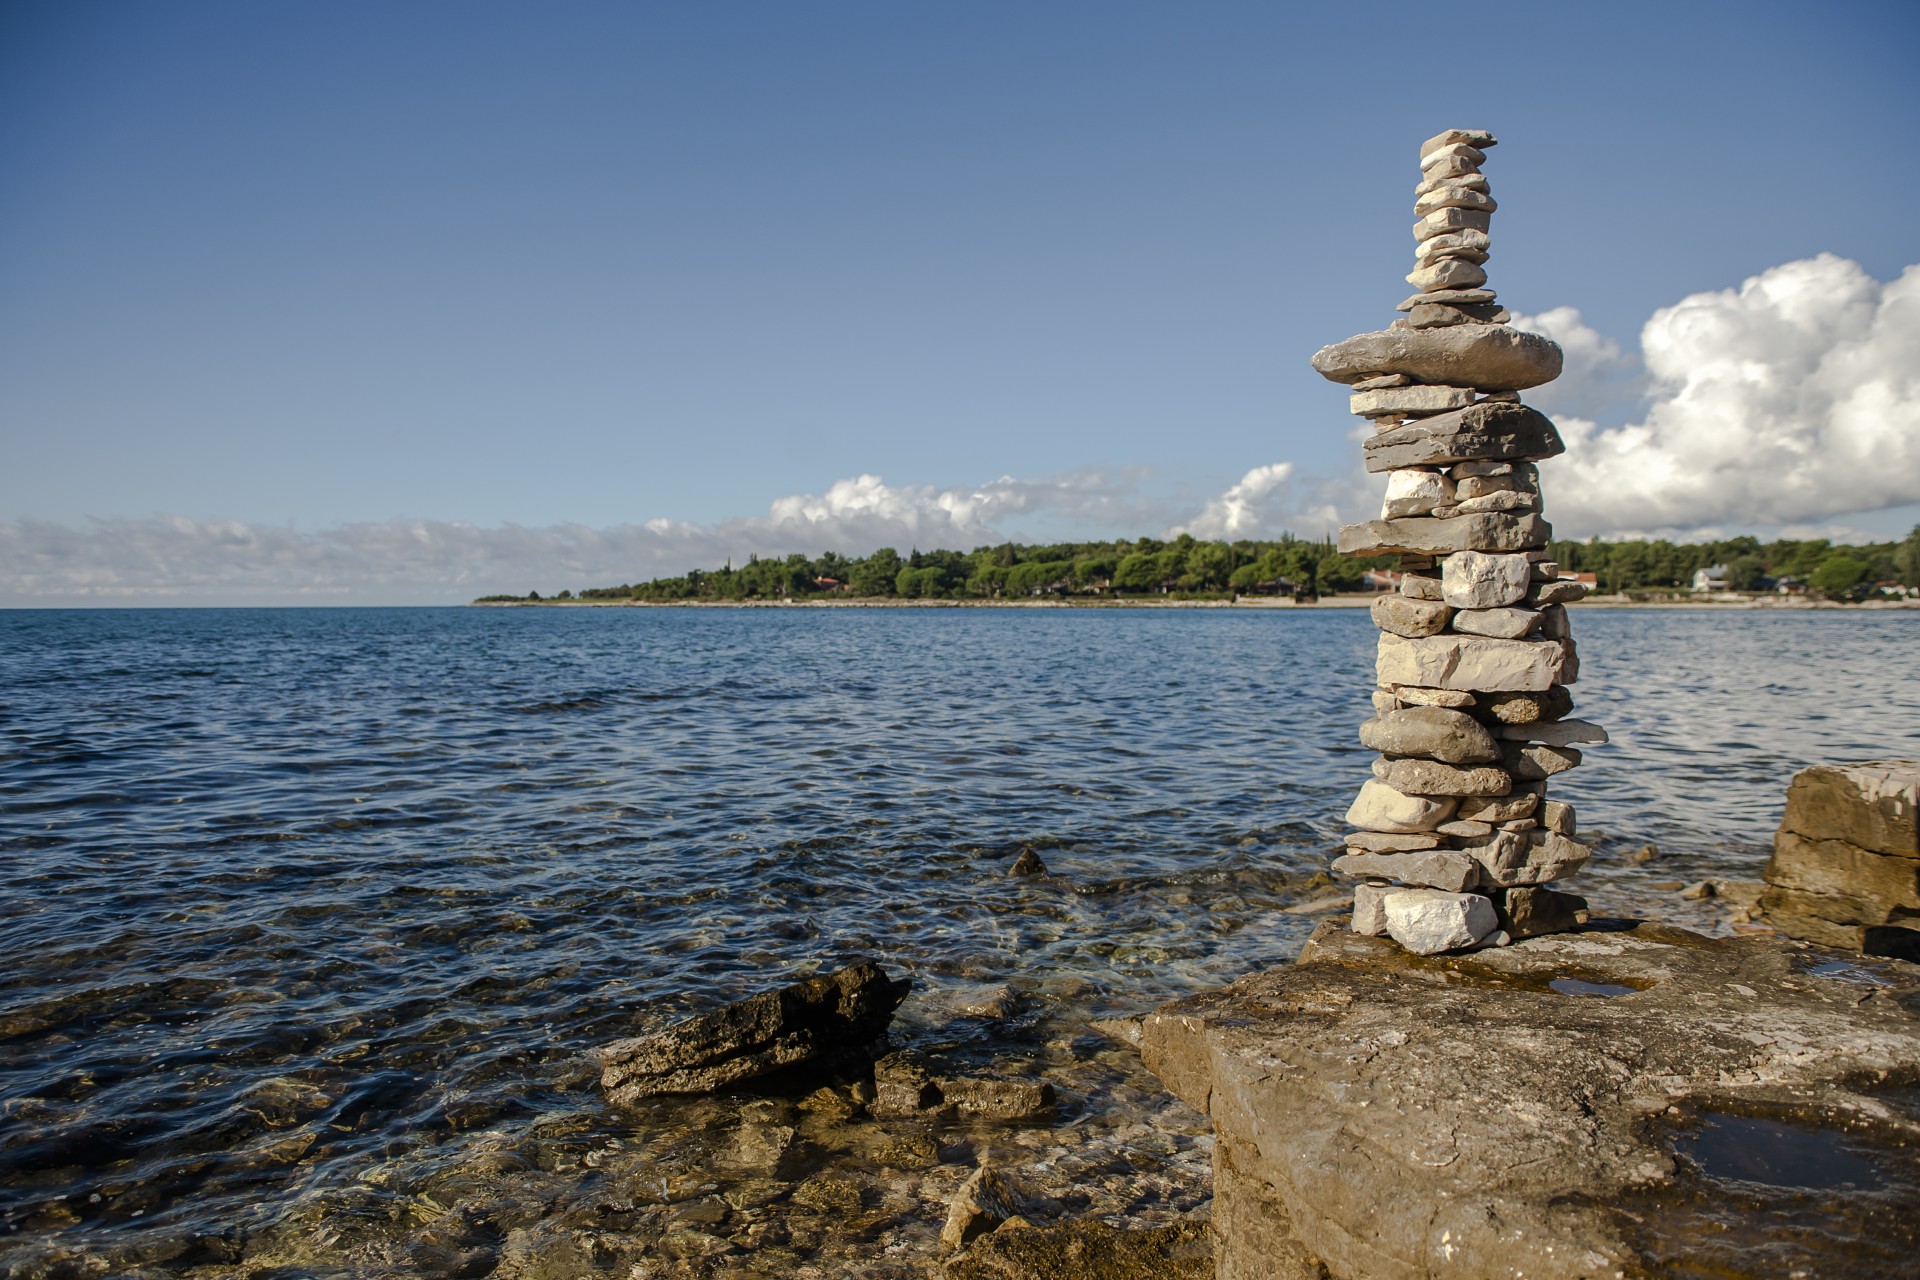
[1449,606,1539,639]
[1345,778,1457,834]
[1442,550,1533,609]
[1377,632,1571,692]
[1381,468,1456,520]
[1352,883,1393,936]
[1382,889,1498,954]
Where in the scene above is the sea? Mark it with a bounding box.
[2,605,1916,1277]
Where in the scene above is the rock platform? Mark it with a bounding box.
[1140,920,1920,1280]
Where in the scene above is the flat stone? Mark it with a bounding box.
[1399,572,1445,601]
[1432,491,1537,518]
[1437,818,1494,838]
[1404,303,1510,328]
[1407,231,1492,265]
[1778,760,1920,857]
[1451,459,1514,477]
[1370,593,1452,638]
[1492,886,1589,939]
[1503,741,1582,780]
[1498,718,1608,746]
[1362,404,1566,472]
[1418,151,1483,181]
[1442,550,1533,609]
[1344,830,1444,853]
[1421,128,1497,156]
[1360,706,1500,764]
[1456,789,1540,822]
[1419,142,1486,170]
[1352,372,1414,390]
[598,960,910,1104]
[1450,605,1540,639]
[1414,171,1490,198]
[1377,632,1571,693]
[1381,467,1455,518]
[1346,778,1457,833]
[1382,888,1498,954]
[1479,686,1574,724]
[1537,602,1570,639]
[1454,472,1518,499]
[1337,511,1550,557]
[1407,257,1488,292]
[1353,385,1474,418]
[1143,921,1920,1280]
[1316,328,1563,392]
[1414,187,1496,216]
[1389,684,1475,708]
[1374,756,1513,797]
[1528,578,1590,606]
[1334,850,1483,893]
[1413,207,1493,240]
[1400,288,1500,310]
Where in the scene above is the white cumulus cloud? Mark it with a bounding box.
[1515,254,1920,537]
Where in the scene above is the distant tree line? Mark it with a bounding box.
[1548,526,1920,600]
[475,525,1920,605]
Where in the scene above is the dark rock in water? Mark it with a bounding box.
[1140,920,1920,1279]
[597,960,910,1104]
[871,1048,1056,1121]
[940,1158,1034,1252]
[943,1218,1212,1279]
[1010,848,1048,877]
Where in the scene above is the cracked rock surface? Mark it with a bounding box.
[1140,920,1920,1280]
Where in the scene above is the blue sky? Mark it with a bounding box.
[3,0,1918,602]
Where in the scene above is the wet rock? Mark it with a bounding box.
[1762,760,1920,958]
[943,1218,1212,1279]
[1141,921,1920,1280]
[870,1049,1056,1121]
[1009,849,1048,877]
[941,1159,1032,1252]
[597,960,911,1104]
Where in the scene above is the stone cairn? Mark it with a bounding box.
[1313,128,1606,955]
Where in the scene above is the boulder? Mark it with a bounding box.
[1373,756,1512,797]
[1313,327,1564,392]
[1358,706,1500,764]
[1441,549,1533,608]
[1345,778,1457,833]
[1370,594,1452,638]
[1449,606,1539,639]
[1381,889,1498,953]
[1381,467,1455,518]
[1334,849,1482,894]
[598,960,910,1104]
[1377,633,1571,692]
[1337,512,1549,557]
[1362,404,1565,472]
[1139,922,1920,1280]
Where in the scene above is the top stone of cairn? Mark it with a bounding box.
[1421,129,1497,159]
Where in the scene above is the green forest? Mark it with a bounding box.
[477,526,1920,604]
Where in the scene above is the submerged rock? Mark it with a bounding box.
[943,1218,1212,1279]
[596,960,910,1104]
[1140,921,1920,1279]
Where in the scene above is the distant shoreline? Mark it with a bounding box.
[471,594,1920,611]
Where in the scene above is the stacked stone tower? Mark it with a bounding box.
[1315,128,1605,954]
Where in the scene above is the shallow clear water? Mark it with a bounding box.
[1,605,1916,1275]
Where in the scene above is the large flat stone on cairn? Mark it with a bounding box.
[1377,632,1572,691]
[1140,922,1920,1280]
[1311,325,1563,391]
[597,960,910,1104]
[1762,760,1920,960]
[1362,403,1565,472]
[1337,510,1549,556]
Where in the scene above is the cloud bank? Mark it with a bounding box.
[1517,254,1920,538]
